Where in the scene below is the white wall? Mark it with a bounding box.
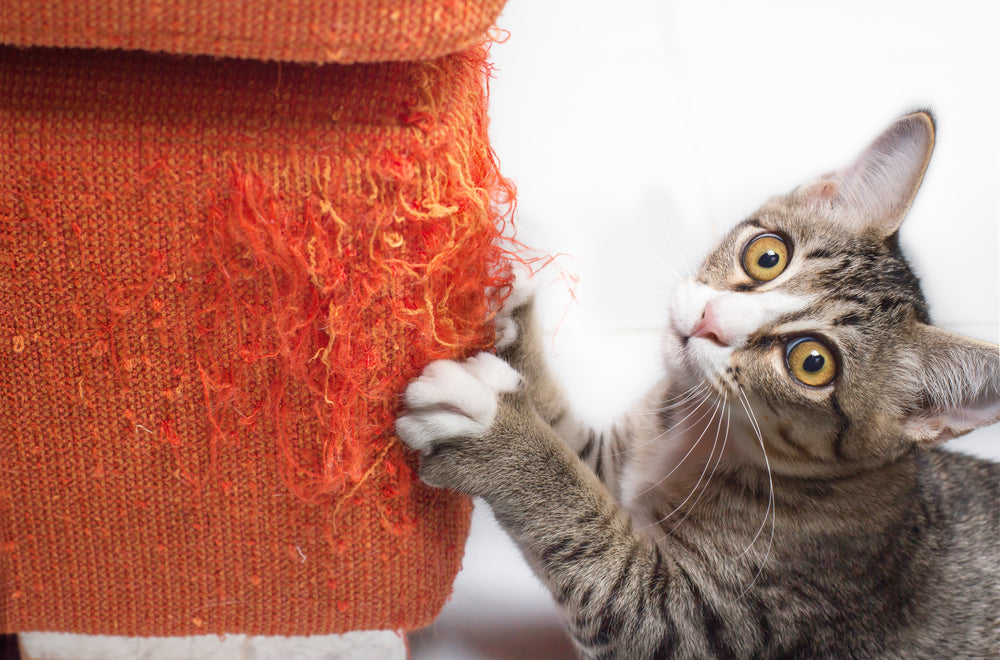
[413,2,999,657]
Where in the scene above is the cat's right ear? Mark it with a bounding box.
[898,325,1000,446]
[802,111,935,238]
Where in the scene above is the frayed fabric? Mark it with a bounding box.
[0,43,514,636]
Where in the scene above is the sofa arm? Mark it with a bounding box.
[0,36,513,637]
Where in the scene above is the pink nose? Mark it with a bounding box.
[690,301,728,346]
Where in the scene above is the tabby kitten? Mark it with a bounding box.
[396,112,1000,659]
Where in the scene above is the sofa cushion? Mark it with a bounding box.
[0,0,508,63]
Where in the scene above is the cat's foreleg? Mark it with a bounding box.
[396,353,683,659]
[495,268,630,493]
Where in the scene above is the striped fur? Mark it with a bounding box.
[397,112,1000,658]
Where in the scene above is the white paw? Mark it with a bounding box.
[396,353,521,453]
[491,262,535,351]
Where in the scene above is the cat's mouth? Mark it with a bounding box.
[671,326,735,390]
[683,329,728,349]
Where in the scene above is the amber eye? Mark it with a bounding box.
[742,234,789,282]
[786,338,837,387]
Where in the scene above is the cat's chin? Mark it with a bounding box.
[686,336,734,382]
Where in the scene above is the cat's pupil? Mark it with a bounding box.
[803,351,825,373]
[758,251,780,269]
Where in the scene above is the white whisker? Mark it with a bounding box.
[609,392,715,461]
[639,382,712,415]
[645,249,688,283]
[625,234,689,284]
[660,394,732,536]
[633,394,724,509]
[734,389,771,556]
[733,386,775,602]
[648,394,729,529]
[669,228,695,276]
[659,378,718,408]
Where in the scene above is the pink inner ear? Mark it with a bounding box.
[904,415,959,446]
[816,181,838,200]
[905,402,1000,446]
[801,179,839,202]
[801,113,935,236]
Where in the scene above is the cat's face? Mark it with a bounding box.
[664,112,1000,476]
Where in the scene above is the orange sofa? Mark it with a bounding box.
[0,0,511,648]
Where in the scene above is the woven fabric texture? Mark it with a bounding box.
[0,0,508,64]
[0,44,514,636]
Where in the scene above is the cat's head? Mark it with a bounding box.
[666,111,1000,475]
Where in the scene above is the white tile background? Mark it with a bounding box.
[412,2,999,657]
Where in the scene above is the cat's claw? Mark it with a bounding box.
[491,261,535,351]
[396,352,521,455]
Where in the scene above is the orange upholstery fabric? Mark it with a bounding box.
[0,0,508,63]
[0,36,512,635]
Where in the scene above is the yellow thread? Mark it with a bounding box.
[384,231,404,249]
[364,167,380,204]
[306,235,323,288]
[330,440,395,532]
[317,199,348,258]
[12,335,25,353]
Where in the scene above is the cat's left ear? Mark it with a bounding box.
[899,324,1000,446]
[803,111,935,238]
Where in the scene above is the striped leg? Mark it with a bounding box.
[495,275,630,496]
[396,353,684,659]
